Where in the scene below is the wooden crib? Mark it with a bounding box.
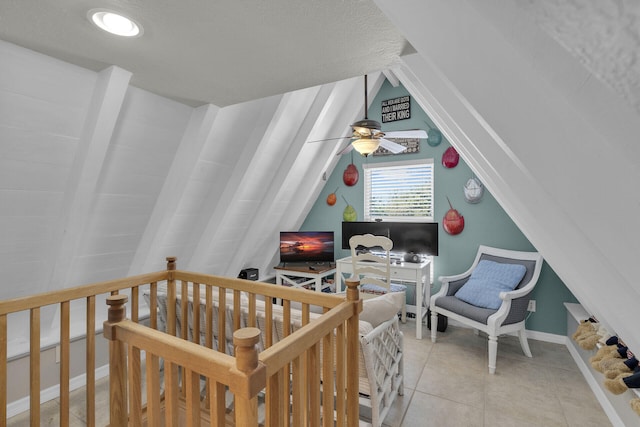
[0,257,365,426]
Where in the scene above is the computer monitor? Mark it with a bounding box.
[341,221,438,256]
[279,231,335,264]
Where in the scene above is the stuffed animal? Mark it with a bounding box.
[604,370,640,395]
[603,357,638,379]
[578,333,601,350]
[576,323,608,350]
[572,320,595,341]
[590,345,620,371]
[630,398,640,416]
[572,319,613,351]
[574,322,596,346]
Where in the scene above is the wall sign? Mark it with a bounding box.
[381,96,411,123]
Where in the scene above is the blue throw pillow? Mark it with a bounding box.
[454,260,527,310]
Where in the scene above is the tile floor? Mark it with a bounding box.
[8,322,612,426]
[368,322,612,427]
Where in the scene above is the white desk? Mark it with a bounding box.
[274,265,336,293]
[335,256,431,339]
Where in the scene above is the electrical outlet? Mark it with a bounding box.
[528,300,536,312]
[55,345,61,364]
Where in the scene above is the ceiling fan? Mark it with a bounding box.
[308,75,428,156]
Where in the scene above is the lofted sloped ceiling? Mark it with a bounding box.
[2,0,640,356]
[0,0,409,107]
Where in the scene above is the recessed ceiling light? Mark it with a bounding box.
[88,9,142,37]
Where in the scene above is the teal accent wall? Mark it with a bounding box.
[301,79,578,336]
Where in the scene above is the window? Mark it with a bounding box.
[363,159,434,222]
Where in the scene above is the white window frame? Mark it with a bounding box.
[363,159,434,222]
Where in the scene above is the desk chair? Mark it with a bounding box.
[430,245,543,374]
[349,234,407,323]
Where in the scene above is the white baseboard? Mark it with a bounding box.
[7,364,110,419]
[565,342,625,427]
[445,319,566,344]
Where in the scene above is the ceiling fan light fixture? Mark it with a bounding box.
[352,138,380,157]
[352,119,381,136]
[88,9,143,37]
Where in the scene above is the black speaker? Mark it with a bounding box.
[403,252,421,263]
[238,268,258,281]
[426,308,448,332]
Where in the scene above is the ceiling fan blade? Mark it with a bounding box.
[337,143,354,156]
[307,136,352,144]
[383,129,428,139]
[379,138,407,154]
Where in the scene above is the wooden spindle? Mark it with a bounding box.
[104,294,128,427]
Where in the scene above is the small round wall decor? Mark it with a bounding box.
[326,187,338,206]
[427,128,442,147]
[443,197,465,235]
[343,154,359,186]
[464,177,484,204]
[442,146,459,168]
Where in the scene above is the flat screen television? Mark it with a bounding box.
[279,231,335,264]
[341,221,439,256]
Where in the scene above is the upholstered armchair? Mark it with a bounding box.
[429,245,543,374]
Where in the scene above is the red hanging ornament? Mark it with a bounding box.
[442,146,459,168]
[343,153,359,186]
[443,197,464,235]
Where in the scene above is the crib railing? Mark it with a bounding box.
[0,257,362,426]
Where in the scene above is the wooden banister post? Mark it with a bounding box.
[166,256,176,271]
[345,278,361,427]
[233,327,263,426]
[104,295,128,427]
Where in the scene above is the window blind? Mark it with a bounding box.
[363,159,434,221]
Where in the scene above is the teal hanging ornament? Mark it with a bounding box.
[424,120,442,147]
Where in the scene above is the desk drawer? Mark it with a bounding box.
[391,268,418,281]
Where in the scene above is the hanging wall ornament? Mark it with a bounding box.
[443,197,465,235]
[442,146,459,168]
[326,187,338,206]
[343,152,359,186]
[463,177,484,204]
[342,195,357,221]
[424,121,442,147]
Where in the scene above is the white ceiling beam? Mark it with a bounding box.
[45,65,131,292]
[186,96,284,272]
[382,69,400,87]
[224,83,338,277]
[127,103,220,275]
[250,76,379,277]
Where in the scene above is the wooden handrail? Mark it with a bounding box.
[0,271,167,316]
[2,256,363,426]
